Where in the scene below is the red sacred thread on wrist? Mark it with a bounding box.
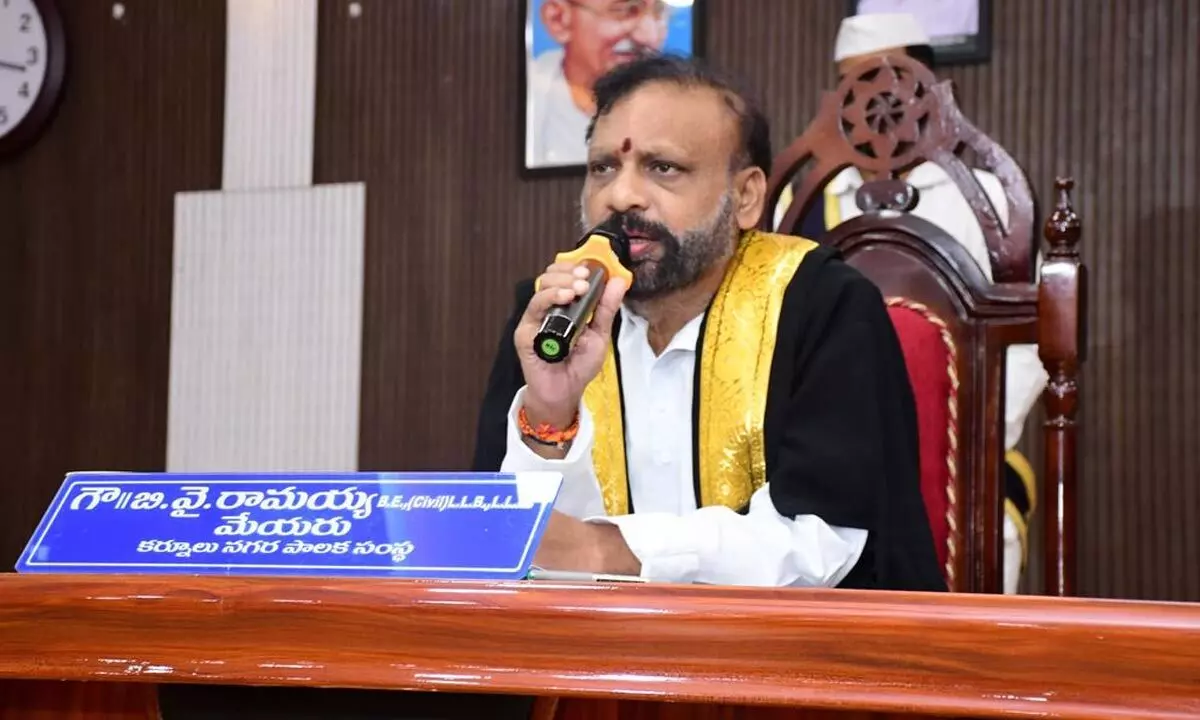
[518,405,580,448]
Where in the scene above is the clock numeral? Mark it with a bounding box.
[27,46,38,65]
[18,82,29,98]
[21,13,32,32]
[0,107,8,126]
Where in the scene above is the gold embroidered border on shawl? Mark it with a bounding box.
[582,231,817,515]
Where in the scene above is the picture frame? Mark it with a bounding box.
[845,0,992,67]
[522,0,702,176]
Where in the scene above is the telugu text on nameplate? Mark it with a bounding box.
[15,472,562,580]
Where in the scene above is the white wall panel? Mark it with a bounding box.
[168,183,366,472]
[222,0,317,189]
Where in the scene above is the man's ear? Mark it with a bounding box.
[541,0,572,45]
[733,166,767,231]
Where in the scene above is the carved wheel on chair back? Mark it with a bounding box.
[762,54,1084,595]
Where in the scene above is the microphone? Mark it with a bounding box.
[533,222,634,364]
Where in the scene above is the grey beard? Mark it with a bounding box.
[576,192,737,301]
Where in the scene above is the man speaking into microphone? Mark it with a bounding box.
[472,55,943,591]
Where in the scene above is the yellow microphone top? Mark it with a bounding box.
[554,232,634,290]
[532,227,635,363]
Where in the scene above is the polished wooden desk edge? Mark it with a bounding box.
[1,573,1195,613]
[1,575,1198,720]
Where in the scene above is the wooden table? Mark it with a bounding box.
[0,575,1197,719]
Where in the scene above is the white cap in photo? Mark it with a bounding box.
[834,13,931,62]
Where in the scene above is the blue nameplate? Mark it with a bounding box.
[15,471,562,580]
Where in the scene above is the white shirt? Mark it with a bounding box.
[500,307,868,587]
[827,163,1049,452]
[525,49,591,168]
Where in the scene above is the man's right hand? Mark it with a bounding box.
[514,261,627,445]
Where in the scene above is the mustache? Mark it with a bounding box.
[612,39,655,56]
[609,211,676,247]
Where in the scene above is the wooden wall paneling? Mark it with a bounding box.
[314,0,585,472]
[0,0,225,567]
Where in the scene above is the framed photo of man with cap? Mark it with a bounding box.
[846,0,991,66]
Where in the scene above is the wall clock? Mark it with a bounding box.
[0,0,66,158]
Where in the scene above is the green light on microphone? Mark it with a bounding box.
[539,338,563,359]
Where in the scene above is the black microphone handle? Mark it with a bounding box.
[533,260,611,363]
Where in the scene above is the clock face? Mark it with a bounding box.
[0,0,50,140]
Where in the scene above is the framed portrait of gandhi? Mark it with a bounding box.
[846,0,992,66]
[523,0,701,174]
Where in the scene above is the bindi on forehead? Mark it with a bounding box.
[621,137,632,153]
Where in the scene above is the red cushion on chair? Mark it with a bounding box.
[886,301,956,582]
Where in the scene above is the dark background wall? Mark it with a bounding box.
[0,1,225,572]
[2,0,1197,601]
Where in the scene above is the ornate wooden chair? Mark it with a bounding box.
[762,54,1084,595]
